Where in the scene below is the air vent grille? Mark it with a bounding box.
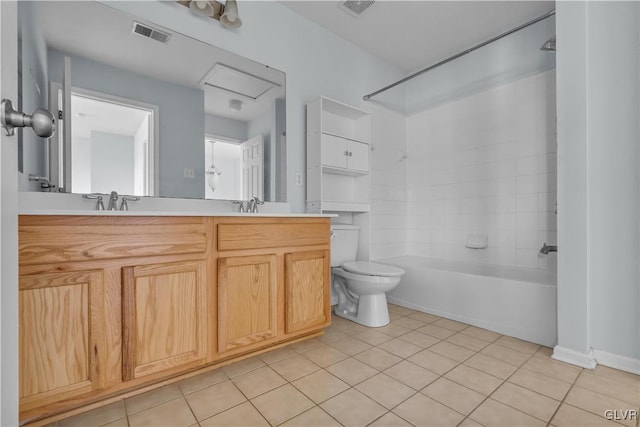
[339,0,375,17]
[132,22,171,44]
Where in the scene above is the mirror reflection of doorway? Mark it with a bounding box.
[70,93,154,196]
[204,134,263,200]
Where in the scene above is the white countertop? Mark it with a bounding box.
[18,192,335,218]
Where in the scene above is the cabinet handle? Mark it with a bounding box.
[348,151,353,157]
[344,150,349,156]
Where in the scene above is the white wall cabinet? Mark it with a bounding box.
[307,97,371,213]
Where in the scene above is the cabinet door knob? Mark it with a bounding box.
[344,150,349,156]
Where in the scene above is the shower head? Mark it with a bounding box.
[540,36,556,52]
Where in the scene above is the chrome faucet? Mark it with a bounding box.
[82,193,105,210]
[540,243,557,254]
[247,196,264,213]
[119,196,140,211]
[29,174,56,191]
[108,191,119,211]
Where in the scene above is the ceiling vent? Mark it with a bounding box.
[338,0,375,17]
[132,22,171,44]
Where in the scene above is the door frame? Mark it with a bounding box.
[0,1,20,424]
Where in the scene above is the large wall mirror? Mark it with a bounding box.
[18,1,286,202]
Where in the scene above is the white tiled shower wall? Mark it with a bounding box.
[405,70,557,271]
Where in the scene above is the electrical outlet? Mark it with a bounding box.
[183,168,195,179]
[296,172,303,187]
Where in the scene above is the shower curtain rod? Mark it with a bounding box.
[363,9,556,101]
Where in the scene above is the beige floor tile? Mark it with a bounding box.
[480,343,531,367]
[377,323,411,338]
[128,398,196,427]
[533,346,553,358]
[433,318,469,332]
[459,326,501,343]
[330,318,361,334]
[429,341,476,363]
[457,418,484,427]
[509,368,572,401]
[521,355,582,384]
[383,360,440,390]
[259,345,297,364]
[355,347,403,371]
[463,353,518,380]
[231,365,287,399]
[368,411,413,426]
[292,369,350,403]
[326,357,379,386]
[492,382,560,422]
[355,373,416,409]
[446,333,491,352]
[389,312,404,321]
[320,388,387,427]
[417,324,457,340]
[575,371,640,406]
[59,401,126,427]
[185,380,246,421]
[469,398,545,427]
[377,338,423,358]
[407,350,459,375]
[422,377,485,416]
[304,344,349,367]
[494,336,540,355]
[222,356,266,378]
[318,328,349,344]
[392,393,465,426]
[593,365,640,388]
[329,337,373,355]
[270,354,321,381]
[388,305,416,316]
[551,403,621,427]
[178,369,228,395]
[393,316,427,330]
[445,365,503,396]
[289,337,325,353]
[408,312,441,324]
[251,384,314,426]
[281,406,342,427]
[101,418,127,427]
[199,401,269,427]
[565,386,638,427]
[397,331,441,349]
[125,385,182,415]
[355,329,395,346]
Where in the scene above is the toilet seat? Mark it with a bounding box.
[341,261,405,277]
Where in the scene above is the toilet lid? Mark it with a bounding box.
[341,261,405,277]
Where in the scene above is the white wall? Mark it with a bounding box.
[90,131,134,195]
[405,71,557,271]
[556,1,640,370]
[71,136,91,194]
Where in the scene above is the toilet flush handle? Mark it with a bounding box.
[330,230,335,239]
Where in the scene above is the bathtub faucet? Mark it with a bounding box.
[540,243,557,254]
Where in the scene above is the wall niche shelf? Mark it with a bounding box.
[306,97,371,213]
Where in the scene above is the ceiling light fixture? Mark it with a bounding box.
[228,99,242,112]
[177,0,242,29]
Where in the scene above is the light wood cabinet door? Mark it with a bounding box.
[19,270,106,412]
[285,250,331,334]
[218,254,278,353]
[122,261,207,380]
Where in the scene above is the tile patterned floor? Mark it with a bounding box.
[50,305,640,427]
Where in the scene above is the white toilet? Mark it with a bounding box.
[331,224,405,327]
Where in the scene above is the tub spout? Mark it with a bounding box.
[540,243,557,254]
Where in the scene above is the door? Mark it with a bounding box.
[1,2,20,424]
[122,261,207,380]
[217,254,277,353]
[241,134,263,200]
[285,250,331,334]
[19,270,106,413]
[347,140,369,173]
[321,133,348,169]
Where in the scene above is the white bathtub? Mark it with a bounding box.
[379,256,557,347]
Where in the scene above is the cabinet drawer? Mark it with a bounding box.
[217,221,330,251]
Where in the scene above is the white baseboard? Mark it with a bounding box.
[593,349,640,375]
[552,345,597,369]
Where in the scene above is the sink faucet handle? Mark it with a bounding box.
[120,196,140,211]
[82,193,105,211]
[230,200,246,213]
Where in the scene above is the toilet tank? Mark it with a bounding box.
[331,224,359,267]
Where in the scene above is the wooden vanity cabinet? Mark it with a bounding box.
[18,215,331,424]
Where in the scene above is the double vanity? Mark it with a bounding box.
[18,199,332,424]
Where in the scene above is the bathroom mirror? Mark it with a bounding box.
[18,1,286,201]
